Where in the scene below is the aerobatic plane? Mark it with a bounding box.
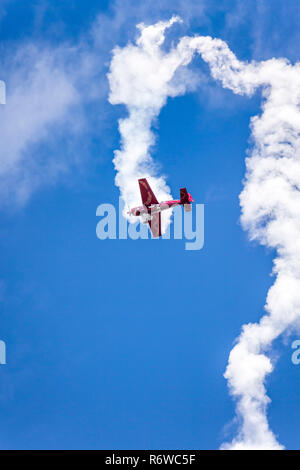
[128,178,194,238]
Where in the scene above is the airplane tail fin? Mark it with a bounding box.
[180,188,194,211]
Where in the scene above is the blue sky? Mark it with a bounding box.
[0,0,300,450]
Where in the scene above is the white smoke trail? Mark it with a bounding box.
[109,19,300,448]
[177,38,300,450]
[108,16,199,229]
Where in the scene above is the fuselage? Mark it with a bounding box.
[129,199,181,217]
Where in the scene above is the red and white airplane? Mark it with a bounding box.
[128,178,194,238]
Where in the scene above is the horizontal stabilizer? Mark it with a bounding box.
[180,187,193,205]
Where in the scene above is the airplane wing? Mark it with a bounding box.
[148,212,161,238]
[138,178,159,207]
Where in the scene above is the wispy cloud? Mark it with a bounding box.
[223,0,300,62]
[0,43,80,205]
[0,27,107,206]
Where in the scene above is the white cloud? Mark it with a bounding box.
[0,43,79,204]
[0,30,107,206]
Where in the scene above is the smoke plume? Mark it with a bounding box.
[109,18,300,448]
[108,16,198,229]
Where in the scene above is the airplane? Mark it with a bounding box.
[128,178,194,238]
